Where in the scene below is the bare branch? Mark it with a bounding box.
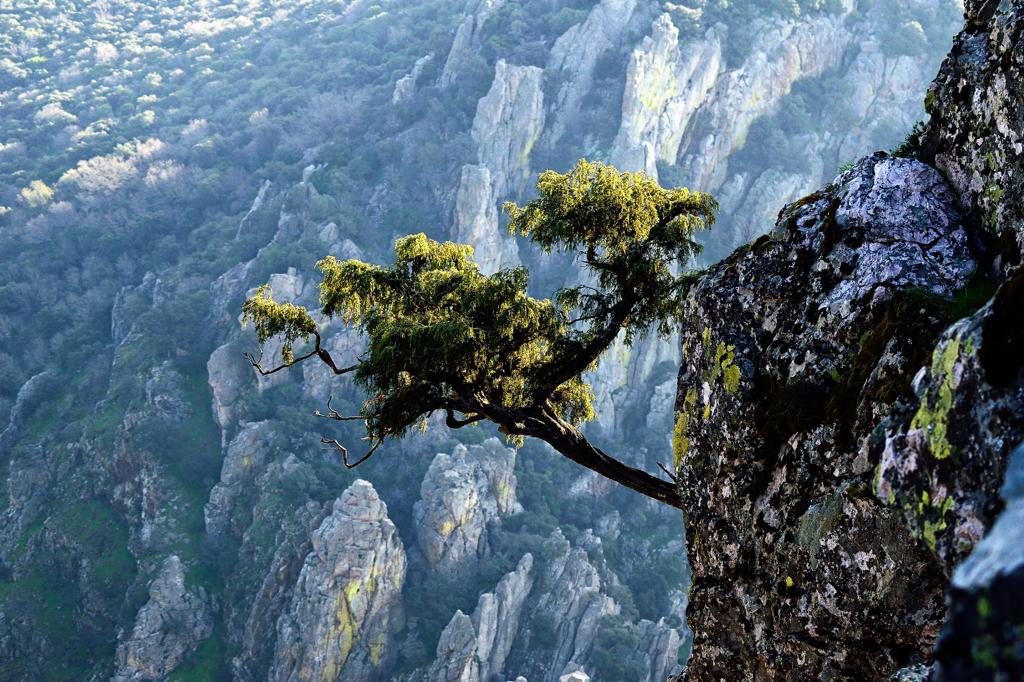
[657,461,680,484]
[245,330,361,377]
[320,437,382,469]
[243,347,318,376]
[314,396,368,422]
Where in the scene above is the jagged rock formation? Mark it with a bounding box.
[204,421,277,539]
[471,60,545,199]
[611,14,721,179]
[675,152,975,677]
[673,2,1024,678]
[112,556,213,682]
[440,0,506,88]
[414,438,521,580]
[269,480,406,682]
[427,553,534,681]
[454,59,544,274]
[393,53,434,105]
[453,165,515,275]
[677,11,854,192]
[545,0,640,148]
[924,0,1024,268]
[228,457,327,681]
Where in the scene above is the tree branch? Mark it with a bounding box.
[244,347,318,376]
[320,437,382,469]
[314,396,368,422]
[445,408,484,429]
[246,330,360,377]
[482,402,683,509]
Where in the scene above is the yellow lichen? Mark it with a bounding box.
[910,337,961,460]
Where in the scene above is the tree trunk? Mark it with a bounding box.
[515,407,684,509]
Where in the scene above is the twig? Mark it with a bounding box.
[314,396,368,422]
[320,437,382,469]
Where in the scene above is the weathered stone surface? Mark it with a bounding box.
[545,0,640,148]
[674,153,979,678]
[428,553,534,681]
[611,14,721,179]
[228,457,326,682]
[472,59,545,199]
[440,0,506,88]
[207,341,251,444]
[925,0,1024,269]
[393,53,434,104]
[269,480,406,682]
[414,438,521,580]
[204,420,277,539]
[933,441,1024,679]
[113,556,213,682]
[510,531,619,681]
[677,11,854,193]
[453,59,544,275]
[875,269,1024,568]
[453,164,518,275]
[144,362,190,422]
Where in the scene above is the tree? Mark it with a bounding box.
[241,160,716,508]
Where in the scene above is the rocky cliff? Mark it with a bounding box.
[672,1,1024,678]
[0,0,972,679]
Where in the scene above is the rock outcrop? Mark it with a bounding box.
[672,3,1024,677]
[933,443,1024,678]
[269,480,406,682]
[440,0,506,88]
[611,14,721,179]
[113,556,213,682]
[674,153,979,678]
[427,553,534,681]
[677,11,854,193]
[471,60,545,199]
[204,420,277,539]
[545,0,640,148]
[414,438,521,580]
[454,59,544,274]
[925,0,1024,271]
[393,53,434,105]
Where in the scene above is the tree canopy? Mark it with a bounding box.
[242,160,716,507]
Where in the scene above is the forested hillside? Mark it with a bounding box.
[0,1,961,679]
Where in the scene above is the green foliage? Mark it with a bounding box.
[243,161,714,451]
[242,284,318,363]
[590,615,648,680]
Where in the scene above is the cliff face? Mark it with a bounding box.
[673,1,1024,678]
[0,0,967,679]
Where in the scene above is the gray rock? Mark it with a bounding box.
[674,152,981,678]
[414,438,521,580]
[611,15,721,179]
[472,59,545,200]
[112,556,213,681]
[204,421,277,539]
[932,441,1024,678]
[545,0,640,148]
[429,553,534,681]
[269,479,407,682]
[453,164,518,275]
[440,0,506,88]
[207,341,251,445]
[144,362,191,422]
[678,11,854,193]
[393,53,434,104]
[926,0,1024,269]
